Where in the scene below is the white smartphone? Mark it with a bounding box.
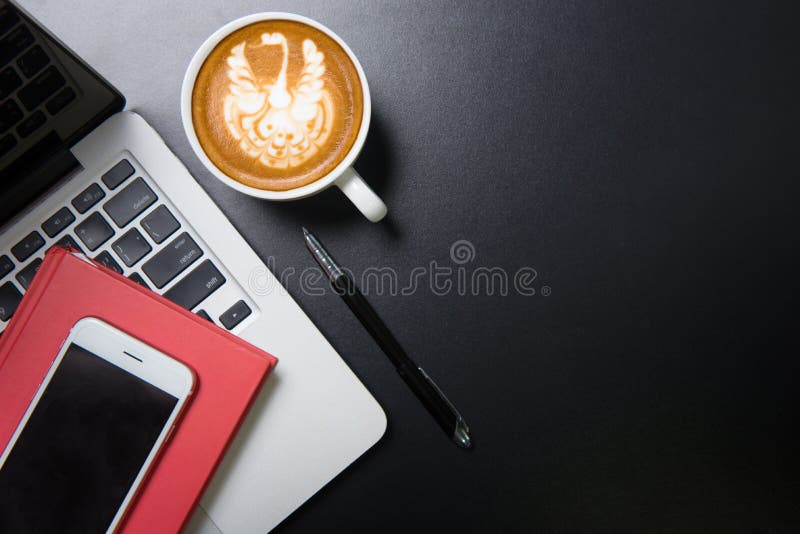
[0,317,194,533]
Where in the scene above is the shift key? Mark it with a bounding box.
[164,260,225,310]
[142,232,202,289]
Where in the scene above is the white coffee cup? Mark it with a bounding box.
[181,12,387,222]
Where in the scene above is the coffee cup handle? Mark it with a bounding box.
[335,167,388,222]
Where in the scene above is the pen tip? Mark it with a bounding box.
[302,226,310,237]
[453,420,472,449]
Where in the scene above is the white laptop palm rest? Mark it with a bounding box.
[1,109,386,533]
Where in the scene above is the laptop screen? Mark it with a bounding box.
[0,1,124,227]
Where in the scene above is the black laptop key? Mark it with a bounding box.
[0,26,33,66]
[101,159,135,190]
[17,45,48,78]
[16,109,44,138]
[0,133,15,158]
[128,272,149,289]
[0,255,13,279]
[75,212,113,251]
[0,66,21,99]
[0,282,22,322]
[163,260,225,311]
[71,183,105,213]
[112,228,151,267]
[15,258,42,290]
[11,231,44,261]
[0,5,20,37]
[94,251,123,274]
[141,232,202,289]
[51,234,83,254]
[0,99,22,132]
[141,205,180,244]
[219,300,251,330]
[45,86,75,116]
[41,206,75,237]
[196,309,212,322]
[103,177,157,227]
[18,66,65,111]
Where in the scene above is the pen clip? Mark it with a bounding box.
[417,366,468,431]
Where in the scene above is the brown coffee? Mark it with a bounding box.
[192,20,364,191]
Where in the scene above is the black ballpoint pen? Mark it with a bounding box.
[303,228,472,449]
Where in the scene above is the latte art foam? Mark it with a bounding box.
[224,34,333,169]
[192,20,363,191]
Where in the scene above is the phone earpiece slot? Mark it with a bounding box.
[123,351,143,362]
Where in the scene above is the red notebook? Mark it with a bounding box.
[0,247,278,532]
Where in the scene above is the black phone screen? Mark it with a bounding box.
[0,343,178,533]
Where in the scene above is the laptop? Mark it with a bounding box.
[0,2,386,532]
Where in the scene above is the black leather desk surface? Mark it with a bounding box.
[22,1,798,532]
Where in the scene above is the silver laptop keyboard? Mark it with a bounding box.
[0,156,254,333]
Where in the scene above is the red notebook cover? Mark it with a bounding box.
[0,247,278,532]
